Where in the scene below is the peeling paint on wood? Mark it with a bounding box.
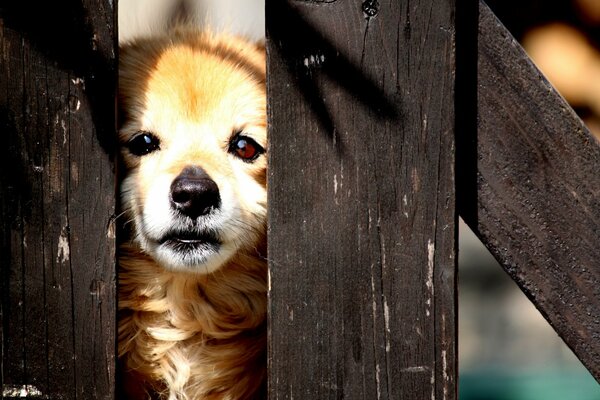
[56,227,70,264]
[2,384,44,398]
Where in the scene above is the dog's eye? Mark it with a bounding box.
[127,131,160,156]
[229,134,264,162]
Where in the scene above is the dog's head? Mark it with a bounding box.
[119,31,266,273]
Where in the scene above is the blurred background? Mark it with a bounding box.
[486,0,600,140]
[460,220,599,400]
[459,3,600,399]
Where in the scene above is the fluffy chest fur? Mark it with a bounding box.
[118,244,267,400]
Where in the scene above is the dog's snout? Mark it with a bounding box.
[170,166,221,218]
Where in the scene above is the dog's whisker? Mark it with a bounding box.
[113,209,130,221]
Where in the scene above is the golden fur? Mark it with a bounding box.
[118,30,267,400]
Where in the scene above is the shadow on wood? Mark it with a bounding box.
[267,0,401,156]
[0,1,117,154]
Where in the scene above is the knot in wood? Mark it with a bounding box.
[362,0,379,18]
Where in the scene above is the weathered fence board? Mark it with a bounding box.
[459,0,600,381]
[0,1,117,398]
[267,0,456,398]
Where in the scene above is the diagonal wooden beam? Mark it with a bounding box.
[459,0,600,381]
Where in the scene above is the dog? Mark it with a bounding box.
[117,26,267,400]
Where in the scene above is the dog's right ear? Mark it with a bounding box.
[118,0,185,44]
[167,0,192,30]
[117,44,132,131]
[116,90,128,131]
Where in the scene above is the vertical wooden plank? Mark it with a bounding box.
[0,1,117,398]
[458,1,600,381]
[267,0,456,399]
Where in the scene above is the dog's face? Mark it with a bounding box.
[119,32,266,273]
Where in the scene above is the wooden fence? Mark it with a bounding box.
[0,1,116,398]
[1,0,598,399]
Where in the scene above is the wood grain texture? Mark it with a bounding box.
[267,1,456,399]
[0,1,117,398]
[459,0,600,381]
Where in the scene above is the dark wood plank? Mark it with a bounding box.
[0,1,117,398]
[267,1,456,398]
[459,0,600,381]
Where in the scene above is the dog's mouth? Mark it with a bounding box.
[147,228,230,271]
[158,230,221,251]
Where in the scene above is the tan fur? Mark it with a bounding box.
[118,30,267,400]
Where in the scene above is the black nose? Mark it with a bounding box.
[170,166,221,218]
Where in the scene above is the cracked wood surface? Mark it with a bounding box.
[0,2,116,398]
[267,0,456,399]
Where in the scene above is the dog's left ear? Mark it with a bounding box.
[254,41,265,53]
